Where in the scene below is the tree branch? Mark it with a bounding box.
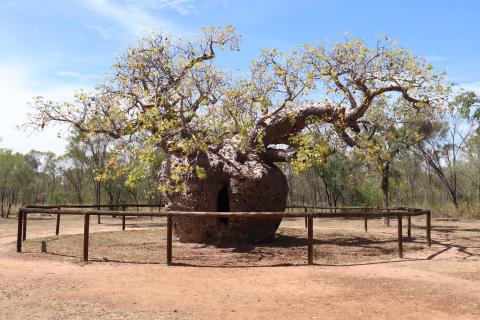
[347,83,423,122]
[248,103,357,151]
[264,148,297,163]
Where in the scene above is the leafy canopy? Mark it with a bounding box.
[27,26,448,187]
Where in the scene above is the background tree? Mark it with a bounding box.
[414,91,478,209]
[400,152,423,205]
[356,98,436,225]
[315,153,359,208]
[23,150,49,204]
[60,141,88,204]
[0,150,34,217]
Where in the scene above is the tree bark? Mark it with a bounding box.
[161,142,288,245]
[249,103,357,150]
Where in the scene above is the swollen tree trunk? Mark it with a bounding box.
[381,163,390,227]
[161,142,288,245]
[160,103,362,245]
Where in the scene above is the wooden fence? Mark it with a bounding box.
[23,204,163,237]
[16,205,431,266]
[25,203,163,227]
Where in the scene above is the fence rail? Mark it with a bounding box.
[25,204,163,209]
[16,205,431,266]
[22,203,163,237]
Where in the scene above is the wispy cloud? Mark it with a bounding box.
[425,55,448,62]
[82,0,192,36]
[125,0,195,15]
[84,23,116,39]
[0,64,90,154]
[56,70,104,85]
[460,81,480,94]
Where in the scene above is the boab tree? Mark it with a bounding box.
[27,27,446,244]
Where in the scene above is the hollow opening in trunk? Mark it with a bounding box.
[217,185,230,226]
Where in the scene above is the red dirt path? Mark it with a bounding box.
[1,216,479,319]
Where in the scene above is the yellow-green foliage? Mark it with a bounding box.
[27,27,448,190]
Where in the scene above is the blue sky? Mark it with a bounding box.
[1,0,479,154]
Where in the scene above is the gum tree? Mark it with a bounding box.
[414,91,479,209]
[355,98,437,225]
[27,27,446,244]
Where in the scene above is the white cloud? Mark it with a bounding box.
[0,64,88,155]
[125,0,194,15]
[84,23,115,39]
[425,56,448,62]
[460,81,480,94]
[82,0,184,36]
[56,70,102,83]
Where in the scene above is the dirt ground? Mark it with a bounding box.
[1,214,479,319]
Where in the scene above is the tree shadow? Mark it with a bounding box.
[170,258,427,268]
[425,239,480,260]
[416,224,480,234]
[24,251,167,265]
[122,223,167,229]
[229,234,406,252]
[19,226,479,268]
[94,222,167,229]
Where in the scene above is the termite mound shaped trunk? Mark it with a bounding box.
[161,144,288,245]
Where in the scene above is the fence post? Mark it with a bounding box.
[55,206,61,236]
[407,216,412,240]
[304,207,308,229]
[17,209,23,253]
[22,210,27,241]
[167,214,173,265]
[97,205,101,224]
[83,213,90,262]
[398,215,403,258]
[426,210,431,247]
[122,205,126,231]
[364,207,368,233]
[307,216,313,265]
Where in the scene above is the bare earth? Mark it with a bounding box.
[1,215,479,319]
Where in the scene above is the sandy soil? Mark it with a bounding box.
[0,215,479,319]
